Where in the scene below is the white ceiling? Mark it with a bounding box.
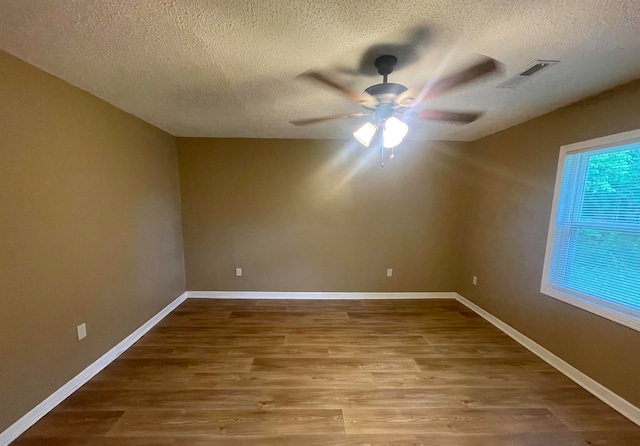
[1,1,640,141]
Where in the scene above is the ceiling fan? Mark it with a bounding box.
[290,54,500,158]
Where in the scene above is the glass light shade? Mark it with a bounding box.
[383,117,409,148]
[353,122,377,147]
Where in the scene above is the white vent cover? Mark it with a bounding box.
[498,60,560,89]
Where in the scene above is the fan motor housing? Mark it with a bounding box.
[364,83,408,97]
[364,83,408,108]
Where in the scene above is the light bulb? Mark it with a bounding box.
[353,122,377,147]
[383,117,408,149]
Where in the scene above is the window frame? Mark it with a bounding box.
[541,128,640,333]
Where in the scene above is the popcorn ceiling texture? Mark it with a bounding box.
[1,0,640,141]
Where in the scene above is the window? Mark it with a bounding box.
[542,129,640,331]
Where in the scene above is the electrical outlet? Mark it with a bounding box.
[472,275,478,286]
[235,267,242,277]
[77,323,87,341]
[387,268,393,277]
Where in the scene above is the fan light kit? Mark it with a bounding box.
[353,117,409,148]
[291,53,500,165]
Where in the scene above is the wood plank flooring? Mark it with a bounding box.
[13,298,640,445]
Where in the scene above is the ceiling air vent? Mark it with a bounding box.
[497,59,560,89]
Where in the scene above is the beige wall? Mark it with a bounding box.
[0,50,185,430]
[178,137,468,292]
[458,80,640,406]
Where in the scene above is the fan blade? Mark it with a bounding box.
[394,91,416,107]
[398,56,500,105]
[416,109,483,124]
[298,71,376,105]
[289,112,370,127]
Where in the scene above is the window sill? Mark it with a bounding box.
[540,284,640,333]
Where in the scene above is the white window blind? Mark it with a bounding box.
[542,132,640,331]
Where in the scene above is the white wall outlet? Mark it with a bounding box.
[235,267,242,277]
[472,275,478,286]
[76,323,87,341]
[387,268,393,277]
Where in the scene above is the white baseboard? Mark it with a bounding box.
[0,292,188,446]
[455,293,640,427]
[187,291,458,300]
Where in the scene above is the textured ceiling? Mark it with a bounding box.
[1,1,640,141]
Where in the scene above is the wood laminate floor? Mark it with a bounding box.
[13,298,640,445]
